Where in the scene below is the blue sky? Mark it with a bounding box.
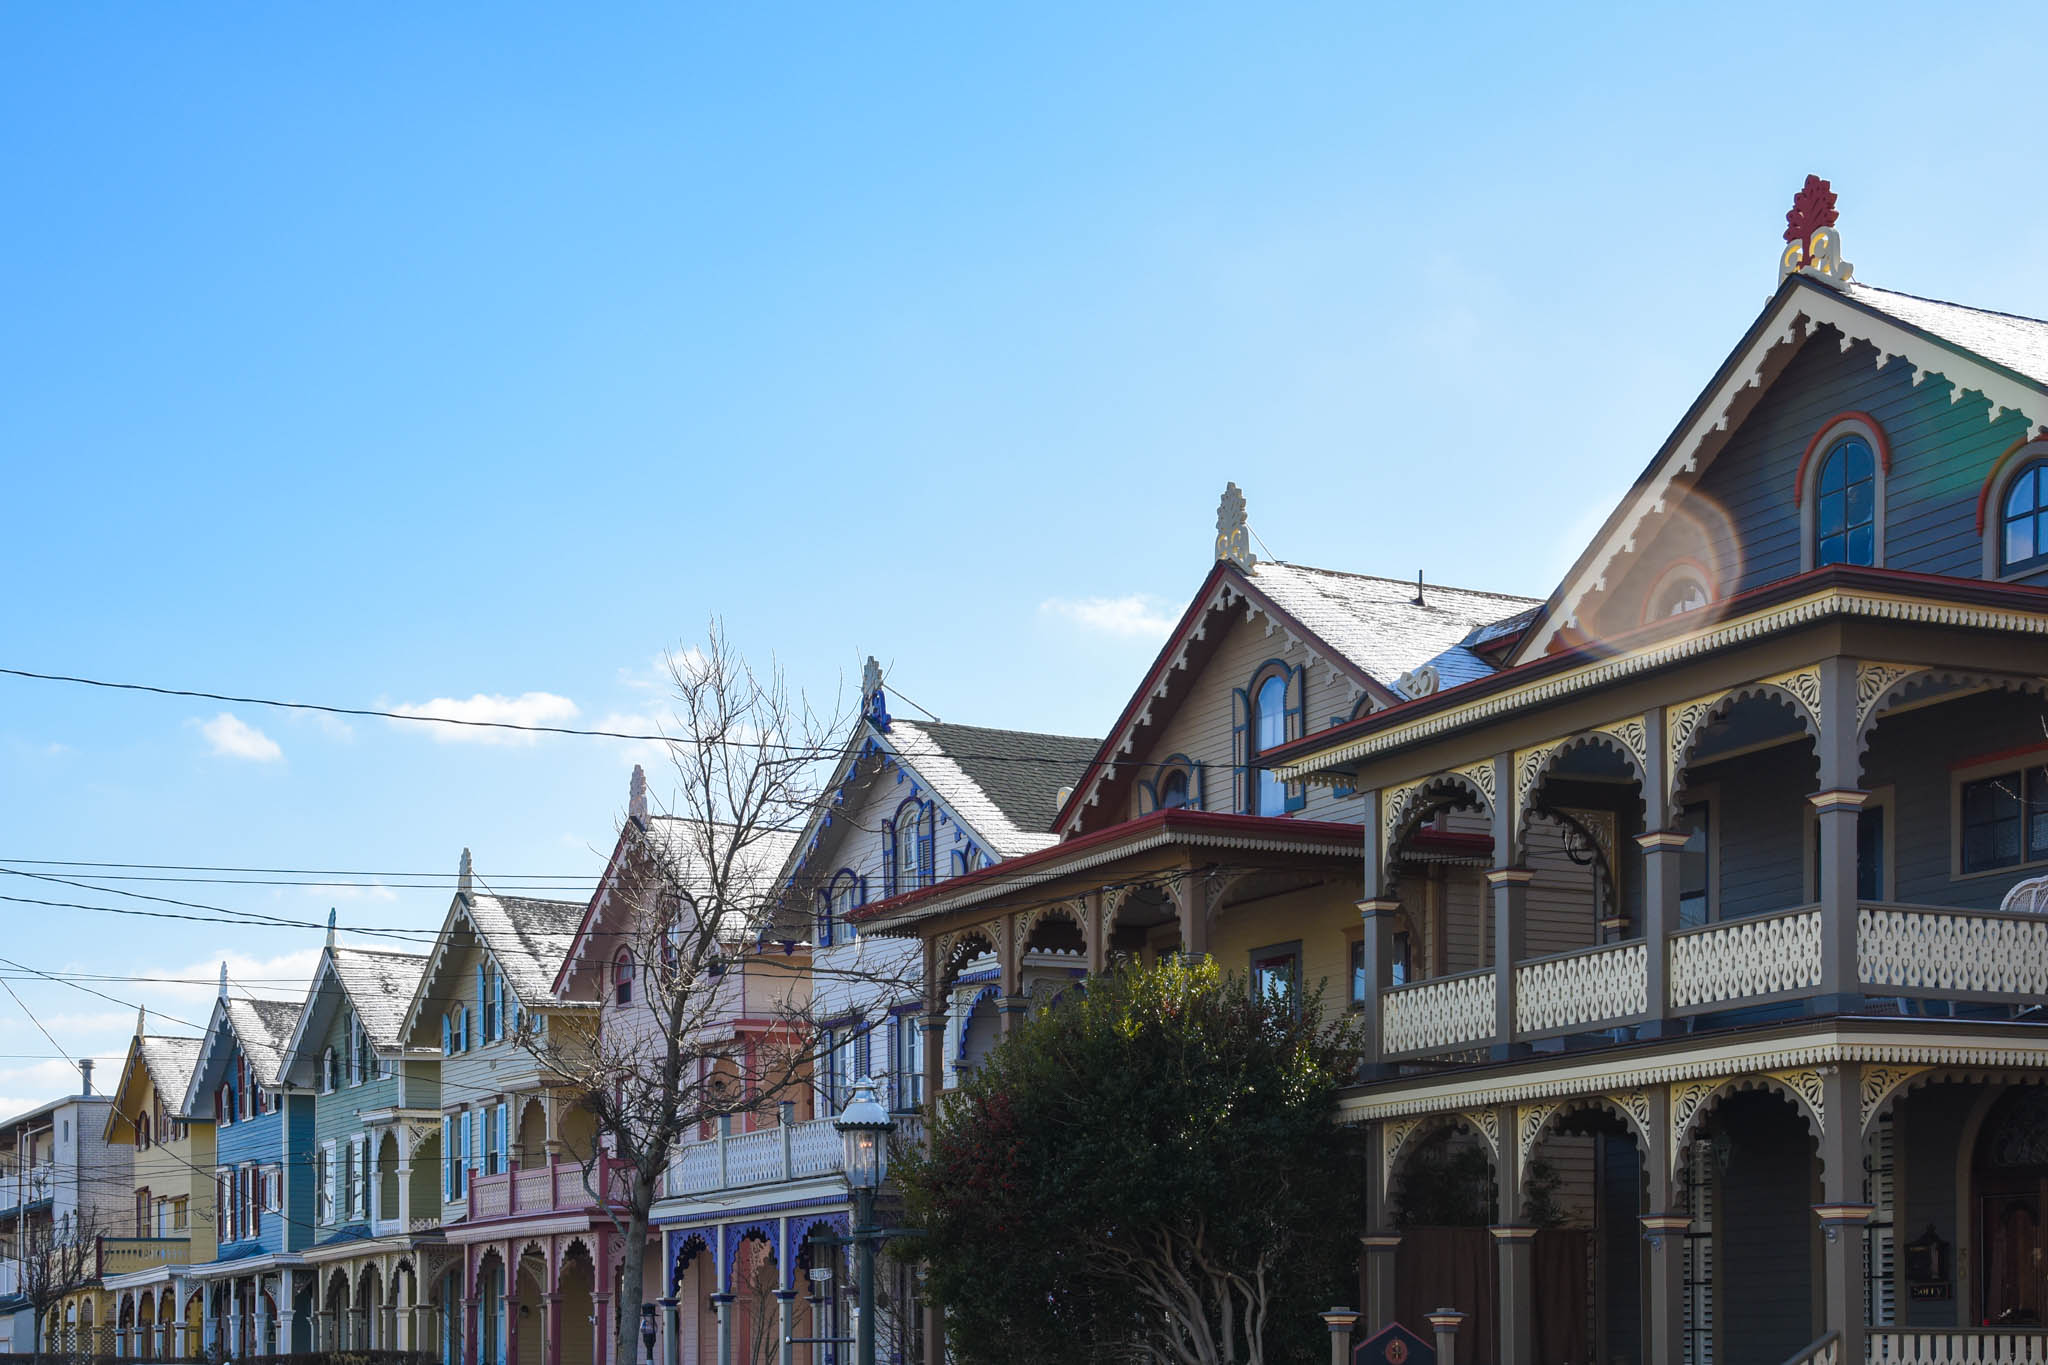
[4,2,2047,1111]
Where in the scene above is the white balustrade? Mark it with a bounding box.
[1514,941,1648,1035]
[663,1116,855,1197]
[1859,905,2048,998]
[1868,1332,2048,1363]
[1668,908,1822,1012]
[1380,970,1496,1057]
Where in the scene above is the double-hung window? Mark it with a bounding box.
[1960,763,2048,874]
[1250,942,1302,1013]
[891,1015,924,1111]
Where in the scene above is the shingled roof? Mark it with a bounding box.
[135,1036,203,1112]
[889,720,1099,855]
[223,997,302,1090]
[1847,282,2048,390]
[329,947,430,1046]
[1248,562,1539,692]
[464,893,588,1006]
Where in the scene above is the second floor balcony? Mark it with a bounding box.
[97,1235,189,1279]
[466,1154,628,1223]
[662,1110,925,1200]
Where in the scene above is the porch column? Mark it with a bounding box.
[1637,830,1686,1029]
[1357,898,1399,1073]
[1172,874,1211,961]
[1813,657,1867,1013]
[710,1292,734,1365]
[278,1268,297,1355]
[661,1296,680,1365]
[594,1291,612,1365]
[465,1295,480,1365]
[997,996,1029,1037]
[1640,1083,1688,1365]
[545,1293,564,1365]
[995,909,1022,1004]
[1082,892,1106,976]
[1816,1065,1873,1365]
[1485,868,1530,1059]
[773,1289,794,1365]
[920,1009,946,1116]
[399,1154,413,1231]
[1492,1104,1534,1365]
[1362,1116,1399,1333]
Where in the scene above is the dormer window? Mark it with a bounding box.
[891,802,934,896]
[614,949,635,1006]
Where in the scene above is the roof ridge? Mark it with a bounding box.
[1257,559,1541,603]
[901,717,1100,745]
[1851,281,2048,330]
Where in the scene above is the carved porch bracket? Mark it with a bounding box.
[1860,1065,1930,1133]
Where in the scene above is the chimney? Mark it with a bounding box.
[78,1059,92,1096]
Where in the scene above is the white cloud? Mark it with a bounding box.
[1039,594,1177,641]
[199,712,284,762]
[388,692,581,745]
[310,882,399,904]
[156,948,327,1006]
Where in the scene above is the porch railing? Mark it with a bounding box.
[1859,903,2048,1001]
[664,1113,927,1198]
[1380,968,1495,1058]
[467,1156,625,1221]
[97,1235,187,1277]
[1513,940,1647,1037]
[1668,905,1823,1014]
[1781,1330,1840,1365]
[1868,1331,2048,1363]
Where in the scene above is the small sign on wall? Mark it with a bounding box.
[1355,1323,1435,1365]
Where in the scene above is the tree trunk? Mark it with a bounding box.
[614,1166,653,1365]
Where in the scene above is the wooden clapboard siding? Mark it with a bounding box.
[1523,820,1601,958]
[1694,740,1812,922]
[1209,881,1358,1003]
[1600,328,2034,632]
[1717,1090,1820,1365]
[1137,601,1361,822]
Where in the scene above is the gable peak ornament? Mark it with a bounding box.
[628,763,649,824]
[1779,174,1852,289]
[862,655,892,732]
[1214,482,1255,571]
[458,847,473,900]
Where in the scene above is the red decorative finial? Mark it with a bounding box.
[1784,175,1839,245]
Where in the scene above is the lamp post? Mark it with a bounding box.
[834,1076,894,1365]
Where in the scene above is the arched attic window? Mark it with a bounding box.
[1640,559,1715,624]
[613,948,635,1006]
[1234,663,1304,817]
[320,1047,336,1095]
[1799,415,1887,570]
[1995,448,2048,577]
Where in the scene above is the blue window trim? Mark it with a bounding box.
[1238,659,1306,815]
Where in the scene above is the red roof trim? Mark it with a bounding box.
[850,807,1364,926]
[551,820,641,997]
[1267,563,2048,772]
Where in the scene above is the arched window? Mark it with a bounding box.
[1158,768,1190,810]
[1640,559,1715,623]
[2002,459,2048,574]
[1814,436,1877,567]
[1239,666,1301,817]
[613,949,635,1006]
[833,873,860,941]
[892,802,932,895]
[320,1048,336,1094]
[660,893,688,969]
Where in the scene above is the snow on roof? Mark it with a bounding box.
[464,893,590,1007]
[136,1036,203,1109]
[888,720,1097,855]
[1847,283,2048,390]
[329,947,430,1048]
[1248,561,1541,690]
[224,997,302,1090]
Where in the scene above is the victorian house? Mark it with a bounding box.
[556,768,803,1365]
[101,1015,212,1359]
[275,916,437,1354]
[1248,180,2048,1365]
[179,973,315,1356]
[647,669,1094,1365]
[392,852,598,1365]
[852,531,1532,1365]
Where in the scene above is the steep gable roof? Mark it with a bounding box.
[398,853,591,1047]
[137,1036,203,1109]
[1053,557,1535,835]
[1515,273,2048,661]
[278,943,431,1084]
[104,1028,204,1142]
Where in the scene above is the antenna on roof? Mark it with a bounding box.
[1413,571,1426,606]
[458,848,474,901]
[326,908,336,951]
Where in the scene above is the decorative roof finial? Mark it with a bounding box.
[862,656,892,733]
[217,962,228,1001]
[135,1003,146,1037]
[628,764,648,824]
[1779,175,1852,289]
[325,907,336,950]
[1215,482,1255,571]
[458,847,473,901]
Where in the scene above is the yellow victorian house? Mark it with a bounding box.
[101,1009,215,1358]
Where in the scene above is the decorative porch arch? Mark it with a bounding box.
[721,1222,779,1293]
[931,924,1000,993]
[1666,671,1824,802]
[785,1214,849,1291]
[1382,1109,1501,1210]
[667,1230,711,1293]
[1669,1071,1826,1179]
[1854,665,2048,766]
[1514,1091,1653,1184]
[1511,726,1651,860]
[1380,768,1494,885]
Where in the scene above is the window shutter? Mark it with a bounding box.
[461,1006,472,1052]
[917,805,934,888]
[1230,687,1251,813]
[497,1102,509,1171]
[442,1119,455,1199]
[1284,666,1308,813]
[882,822,898,897]
[251,1170,262,1238]
[324,1141,337,1221]
[441,1015,451,1056]
[1193,761,1208,811]
[1135,780,1156,815]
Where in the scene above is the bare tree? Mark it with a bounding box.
[527,623,913,1365]
[20,1205,106,1355]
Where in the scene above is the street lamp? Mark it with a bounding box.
[834,1076,895,1365]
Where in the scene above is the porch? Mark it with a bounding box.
[1353,1028,2048,1365]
